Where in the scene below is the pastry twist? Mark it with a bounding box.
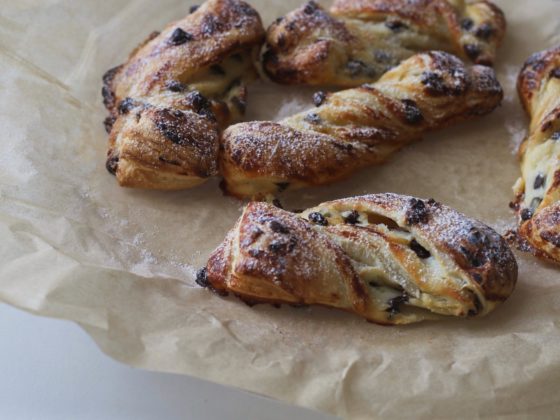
[263,0,505,86]
[220,51,503,198]
[198,194,517,325]
[102,0,264,189]
[511,46,560,264]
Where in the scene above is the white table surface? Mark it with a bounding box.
[0,303,336,420]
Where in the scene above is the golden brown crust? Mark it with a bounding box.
[220,51,503,198]
[199,194,517,325]
[101,0,264,189]
[263,0,505,86]
[510,46,560,264]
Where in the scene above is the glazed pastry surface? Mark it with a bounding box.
[263,0,506,86]
[221,51,503,198]
[102,0,264,189]
[199,194,517,325]
[511,46,560,264]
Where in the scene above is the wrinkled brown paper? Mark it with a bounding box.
[1,0,560,418]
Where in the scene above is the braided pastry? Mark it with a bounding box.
[220,51,503,198]
[510,46,560,264]
[263,0,505,86]
[197,194,517,325]
[101,0,264,189]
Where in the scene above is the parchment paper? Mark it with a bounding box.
[1,1,560,418]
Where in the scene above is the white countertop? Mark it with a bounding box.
[0,304,336,420]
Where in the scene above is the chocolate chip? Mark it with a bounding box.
[155,109,188,145]
[268,241,286,253]
[550,68,560,79]
[464,44,481,60]
[195,268,210,287]
[312,91,327,107]
[185,90,213,118]
[106,155,119,175]
[118,97,135,114]
[202,15,222,35]
[552,132,560,141]
[460,246,484,268]
[374,50,391,63]
[460,18,474,31]
[343,210,360,225]
[277,34,286,48]
[475,23,494,40]
[530,197,543,211]
[189,5,199,13]
[534,173,546,189]
[401,99,424,124]
[385,20,407,32]
[274,17,284,25]
[287,236,298,252]
[101,86,114,109]
[332,142,353,152]
[304,113,321,124]
[347,60,365,76]
[405,198,429,225]
[269,220,289,234]
[308,212,328,226]
[520,208,533,221]
[210,65,225,75]
[386,292,409,316]
[410,239,431,259]
[262,48,278,65]
[347,60,375,78]
[468,229,486,246]
[168,28,194,45]
[468,293,483,316]
[166,80,185,92]
[542,121,553,132]
[540,231,560,247]
[275,182,290,192]
[421,71,446,94]
[103,116,116,133]
[303,1,318,14]
[233,2,257,17]
[248,249,264,258]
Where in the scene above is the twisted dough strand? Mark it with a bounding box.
[199,194,517,325]
[220,51,503,198]
[511,46,560,264]
[102,0,264,189]
[263,0,506,86]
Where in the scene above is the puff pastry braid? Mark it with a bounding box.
[102,0,264,189]
[221,51,503,198]
[197,194,517,325]
[510,46,560,264]
[263,0,505,86]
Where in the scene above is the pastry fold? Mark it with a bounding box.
[221,51,503,198]
[102,0,265,189]
[199,194,517,325]
[263,0,506,86]
[510,46,560,264]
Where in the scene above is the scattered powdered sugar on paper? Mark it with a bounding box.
[502,64,528,154]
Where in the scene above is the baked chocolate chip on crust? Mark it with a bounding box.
[168,28,194,46]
